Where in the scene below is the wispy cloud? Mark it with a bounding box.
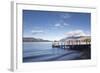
[65,30,87,37]
[60,13,71,19]
[54,22,69,28]
[31,30,44,34]
[63,23,69,26]
[54,23,61,27]
[54,13,71,28]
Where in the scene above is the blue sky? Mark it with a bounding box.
[23,10,91,41]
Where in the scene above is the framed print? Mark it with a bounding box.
[11,1,97,71]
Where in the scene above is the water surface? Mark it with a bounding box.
[23,42,90,62]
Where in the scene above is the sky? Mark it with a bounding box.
[23,10,91,41]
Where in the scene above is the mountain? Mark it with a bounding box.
[23,37,51,42]
[60,36,91,42]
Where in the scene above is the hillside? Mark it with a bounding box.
[23,37,51,42]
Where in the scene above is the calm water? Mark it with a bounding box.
[23,42,89,62]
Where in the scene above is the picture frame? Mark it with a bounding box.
[11,1,97,71]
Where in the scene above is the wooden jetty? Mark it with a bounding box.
[52,37,91,50]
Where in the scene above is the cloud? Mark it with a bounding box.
[61,13,71,19]
[31,30,44,34]
[54,13,71,28]
[63,23,69,26]
[54,22,69,28]
[54,23,61,27]
[65,30,86,37]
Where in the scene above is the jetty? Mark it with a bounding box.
[52,36,91,50]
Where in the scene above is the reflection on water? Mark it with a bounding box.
[23,42,90,63]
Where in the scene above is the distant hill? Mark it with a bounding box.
[60,36,91,42]
[23,37,51,42]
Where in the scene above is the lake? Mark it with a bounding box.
[23,42,90,63]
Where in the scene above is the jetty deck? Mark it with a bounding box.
[52,39,91,50]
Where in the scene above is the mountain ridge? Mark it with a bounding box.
[60,36,91,42]
[23,37,51,42]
